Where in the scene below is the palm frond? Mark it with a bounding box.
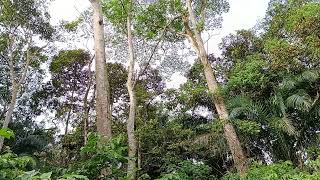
[286,90,313,112]
[228,95,266,120]
[227,95,252,110]
[297,70,319,83]
[229,107,248,120]
[271,93,286,115]
[249,102,268,121]
[268,116,297,136]
[279,79,296,91]
[310,100,320,118]
[278,70,319,92]
[282,116,297,136]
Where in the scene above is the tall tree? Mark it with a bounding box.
[185,2,248,174]
[138,0,248,174]
[47,49,91,135]
[89,0,112,139]
[125,0,138,178]
[0,0,53,151]
[102,1,170,178]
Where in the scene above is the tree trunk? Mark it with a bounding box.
[64,108,72,135]
[126,1,138,178]
[185,0,248,175]
[90,0,112,140]
[83,83,91,145]
[0,87,19,151]
[0,41,32,151]
[137,139,141,170]
[0,105,7,120]
[83,61,94,145]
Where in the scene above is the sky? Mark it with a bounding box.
[44,0,270,131]
[49,0,270,88]
[49,0,269,53]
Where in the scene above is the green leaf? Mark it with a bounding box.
[39,172,52,180]
[286,90,313,112]
[59,174,89,180]
[0,128,14,139]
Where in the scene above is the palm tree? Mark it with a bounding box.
[272,70,320,165]
[226,70,320,164]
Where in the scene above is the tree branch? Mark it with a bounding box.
[134,15,182,86]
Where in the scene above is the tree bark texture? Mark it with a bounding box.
[90,0,112,140]
[126,1,138,178]
[185,0,248,175]
[0,40,32,151]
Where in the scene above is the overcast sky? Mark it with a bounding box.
[49,0,270,88]
[49,0,269,53]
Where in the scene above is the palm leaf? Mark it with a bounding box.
[286,90,313,112]
[280,79,297,91]
[271,93,286,115]
[228,96,267,121]
[269,116,297,136]
[229,107,248,120]
[297,70,319,83]
[282,116,297,136]
[227,95,252,110]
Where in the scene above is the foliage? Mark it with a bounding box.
[0,0,54,39]
[0,128,14,139]
[226,54,269,94]
[49,49,90,73]
[222,159,320,180]
[67,133,127,179]
[62,18,84,32]
[1,0,320,179]
[0,151,36,179]
[102,0,129,32]
[137,116,195,178]
[156,161,214,180]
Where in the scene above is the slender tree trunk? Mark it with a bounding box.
[0,105,7,120]
[83,70,95,145]
[64,108,72,135]
[0,87,18,151]
[65,86,76,136]
[83,61,94,145]
[83,83,91,145]
[137,139,141,170]
[185,0,248,175]
[90,0,112,140]
[0,40,32,151]
[126,1,138,178]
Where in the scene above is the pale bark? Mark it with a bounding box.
[185,0,248,175]
[0,39,32,151]
[137,140,142,170]
[0,88,18,151]
[126,1,138,178]
[90,0,112,140]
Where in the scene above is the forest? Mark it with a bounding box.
[0,0,320,179]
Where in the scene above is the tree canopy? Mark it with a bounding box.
[0,0,320,179]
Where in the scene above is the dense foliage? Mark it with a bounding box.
[0,0,320,179]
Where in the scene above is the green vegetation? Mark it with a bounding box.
[0,0,320,179]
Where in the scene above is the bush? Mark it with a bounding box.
[67,133,128,179]
[222,159,320,180]
[156,160,215,180]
